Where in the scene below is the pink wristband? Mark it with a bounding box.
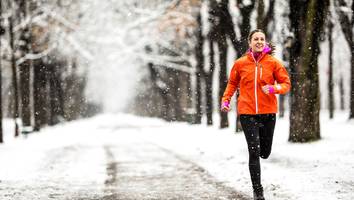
[269,86,275,94]
[222,101,230,108]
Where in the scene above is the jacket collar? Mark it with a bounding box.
[247,44,272,62]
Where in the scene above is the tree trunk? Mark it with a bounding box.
[288,0,328,142]
[257,0,265,30]
[328,18,334,119]
[0,0,3,143]
[215,0,230,128]
[206,40,214,125]
[237,0,256,54]
[48,62,64,125]
[206,0,218,126]
[19,60,32,128]
[18,0,32,129]
[350,46,354,118]
[334,0,354,119]
[33,59,49,131]
[9,14,20,137]
[256,0,275,39]
[195,11,204,124]
[174,70,183,121]
[147,62,169,119]
[279,37,292,118]
[340,76,345,110]
[218,34,229,128]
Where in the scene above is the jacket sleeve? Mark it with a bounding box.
[273,60,291,94]
[222,62,240,103]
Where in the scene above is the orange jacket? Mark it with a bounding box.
[222,52,290,115]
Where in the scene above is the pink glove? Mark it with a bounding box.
[221,101,230,112]
[262,85,275,94]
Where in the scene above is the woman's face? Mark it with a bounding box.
[249,32,266,53]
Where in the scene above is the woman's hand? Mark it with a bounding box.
[221,101,230,112]
[261,85,275,95]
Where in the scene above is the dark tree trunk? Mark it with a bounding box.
[19,60,31,127]
[237,0,256,54]
[257,0,265,30]
[328,18,334,119]
[215,0,231,128]
[220,0,239,54]
[174,70,183,121]
[218,0,242,132]
[256,0,275,39]
[217,34,229,128]
[350,46,354,118]
[147,63,169,119]
[205,40,214,126]
[62,62,87,121]
[195,11,204,124]
[48,61,64,125]
[206,0,219,126]
[18,0,32,128]
[33,59,49,131]
[0,0,3,143]
[340,76,345,110]
[9,14,20,137]
[288,0,329,142]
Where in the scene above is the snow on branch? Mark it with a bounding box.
[43,8,78,31]
[16,44,57,66]
[63,32,94,61]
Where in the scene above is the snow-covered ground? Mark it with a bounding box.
[0,111,353,200]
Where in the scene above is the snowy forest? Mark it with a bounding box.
[0,0,353,144]
[1,0,354,199]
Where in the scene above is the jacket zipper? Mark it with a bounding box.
[251,53,259,114]
[255,63,258,114]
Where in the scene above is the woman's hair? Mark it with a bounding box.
[247,29,275,55]
[248,29,266,42]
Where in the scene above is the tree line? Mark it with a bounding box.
[0,0,99,143]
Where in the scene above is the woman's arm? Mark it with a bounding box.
[272,60,291,94]
[222,63,240,103]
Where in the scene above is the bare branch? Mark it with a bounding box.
[334,0,353,45]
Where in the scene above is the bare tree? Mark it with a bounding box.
[256,0,276,38]
[0,0,3,143]
[328,13,334,119]
[340,75,345,110]
[33,59,49,131]
[17,0,32,130]
[9,2,20,137]
[236,0,256,54]
[288,0,329,142]
[194,9,203,124]
[47,59,64,125]
[334,0,354,119]
[209,0,241,128]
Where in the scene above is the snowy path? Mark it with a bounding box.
[1,113,354,200]
[102,138,248,200]
[0,115,249,200]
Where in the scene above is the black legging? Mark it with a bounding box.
[240,114,276,188]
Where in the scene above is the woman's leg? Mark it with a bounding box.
[258,114,276,159]
[240,115,262,188]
